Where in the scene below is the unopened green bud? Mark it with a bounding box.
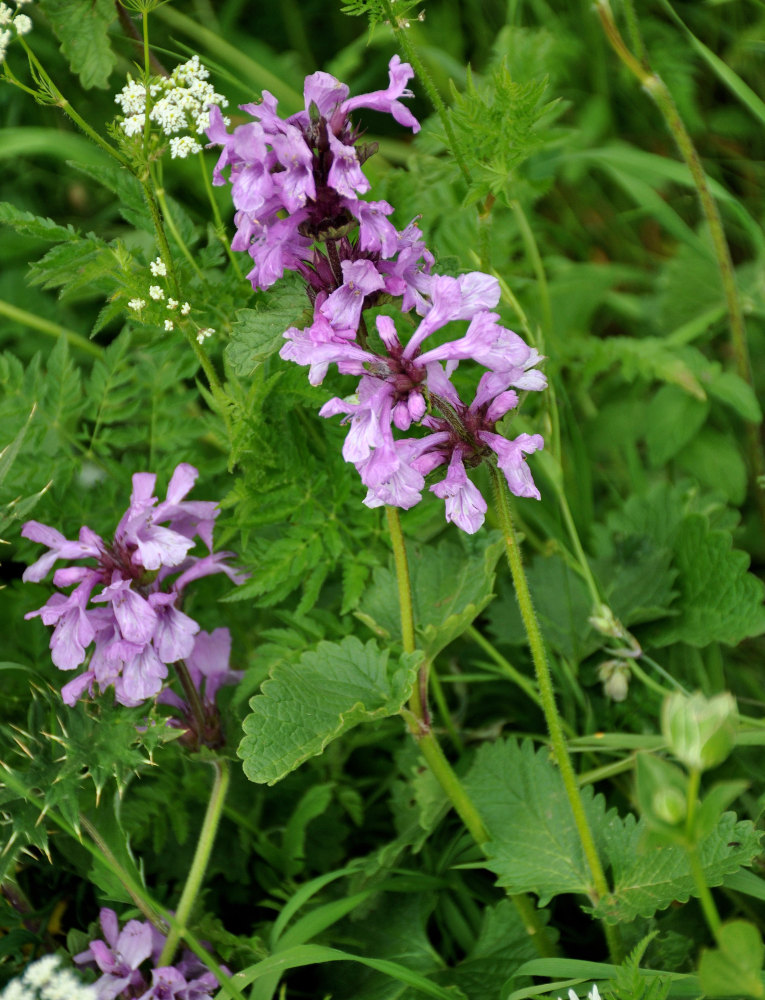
[662,691,738,772]
[652,785,686,825]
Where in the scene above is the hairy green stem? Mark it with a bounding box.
[385,507,557,957]
[382,6,471,185]
[596,0,765,533]
[158,759,230,965]
[489,467,622,961]
[0,300,101,356]
[20,41,129,166]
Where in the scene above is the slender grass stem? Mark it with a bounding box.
[0,300,101,357]
[465,625,544,712]
[154,180,204,279]
[385,506,557,957]
[488,466,622,962]
[596,0,765,534]
[158,759,230,965]
[197,151,244,279]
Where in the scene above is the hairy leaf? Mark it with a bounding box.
[38,0,117,89]
[239,637,419,784]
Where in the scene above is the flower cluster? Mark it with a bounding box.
[0,0,33,64]
[0,955,95,1000]
[208,57,546,531]
[74,908,221,1000]
[126,259,212,343]
[22,464,244,712]
[115,55,228,158]
[206,55,425,293]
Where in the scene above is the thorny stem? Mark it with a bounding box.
[158,759,230,965]
[596,0,765,535]
[385,506,557,957]
[383,4,471,186]
[489,466,623,963]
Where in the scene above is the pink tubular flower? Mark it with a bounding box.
[22,464,244,710]
[206,56,419,292]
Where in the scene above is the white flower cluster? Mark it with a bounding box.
[126,259,191,333]
[0,955,96,1000]
[0,0,33,63]
[114,55,229,157]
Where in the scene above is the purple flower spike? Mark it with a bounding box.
[75,909,152,1000]
[22,464,243,709]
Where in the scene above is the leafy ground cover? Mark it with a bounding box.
[1,1,765,997]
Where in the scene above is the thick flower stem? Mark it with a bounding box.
[489,467,623,962]
[158,758,230,966]
[596,0,765,536]
[385,506,557,957]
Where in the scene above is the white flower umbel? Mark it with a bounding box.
[0,4,13,25]
[0,955,96,1000]
[114,54,228,157]
[164,319,174,331]
[196,327,214,344]
[127,297,146,311]
[149,285,165,300]
[149,256,167,277]
[12,12,31,33]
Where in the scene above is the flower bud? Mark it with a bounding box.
[598,659,630,702]
[661,691,738,772]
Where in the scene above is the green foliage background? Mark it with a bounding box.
[1,0,765,997]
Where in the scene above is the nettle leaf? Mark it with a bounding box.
[28,237,115,299]
[357,535,502,658]
[647,514,765,647]
[38,0,117,89]
[238,636,419,784]
[464,739,608,904]
[225,277,310,377]
[0,201,79,242]
[594,811,762,925]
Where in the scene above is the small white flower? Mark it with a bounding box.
[122,113,145,137]
[13,13,32,34]
[180,301,191,315]
[127,298,146,311]
[169,134,202,159]
[0,4,13,26]
[164,319,174,331]
[149,256,167,277]
[0,27,12,57]
[149,285,165,300]
[22,955,60,988]
[166,298,178,310]
[196,327,214,344]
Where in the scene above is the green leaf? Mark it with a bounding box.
[442,900,550,1000]
[593,811,762,924]
[38,0,117,89]
[238,637,419,784]
[0,201,79,243]
[358,535,502,659]
[697,921,765,999]
[644,386,708,467]
[647,514,765,647]
[225,278,309,377]
[464,739,606,904]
